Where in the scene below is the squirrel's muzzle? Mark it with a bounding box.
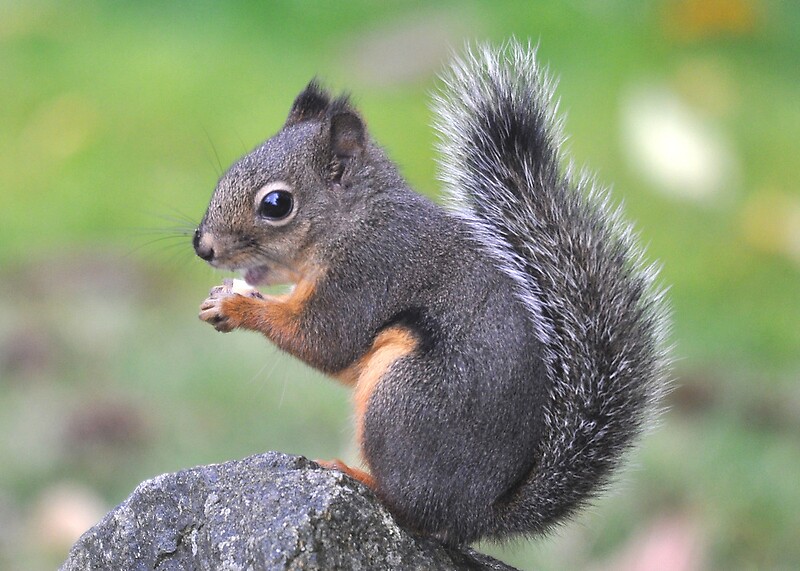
[193,228,216,262]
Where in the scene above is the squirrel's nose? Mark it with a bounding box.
[193,229,216,262]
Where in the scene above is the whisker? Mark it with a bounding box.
[143,201,202,228]
[131,227,194,237]
[126,235,193,257]
[148,214,198,230]
[162,245,197,270]
[246,348,281,392]
[277,367,289,409]
[233,128,249,155]
[202,124,224,177]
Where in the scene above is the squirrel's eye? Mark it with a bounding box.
[258,190,294,221]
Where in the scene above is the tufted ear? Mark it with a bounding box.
[285,80,331,127]
[331,110,364,160]
[328,103,365,187]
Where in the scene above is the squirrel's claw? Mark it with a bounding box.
[199,280,264,333]
[199,284,237,332]
[199,299,235,332]
[315,458,376,489]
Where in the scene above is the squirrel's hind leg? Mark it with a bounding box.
[315,326,417,493]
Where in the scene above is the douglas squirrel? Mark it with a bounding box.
[194,41,669,546]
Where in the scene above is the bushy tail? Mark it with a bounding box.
[433,41,670,538]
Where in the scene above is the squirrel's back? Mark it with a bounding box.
[432,41,670,539]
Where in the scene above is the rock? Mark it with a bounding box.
[59,452,517,570]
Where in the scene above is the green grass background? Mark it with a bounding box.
[1,1,798,569]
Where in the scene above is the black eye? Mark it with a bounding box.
[258,190,294,221]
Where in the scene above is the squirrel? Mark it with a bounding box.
[193,41,669,546]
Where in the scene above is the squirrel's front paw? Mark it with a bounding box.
[199,287,237,332]
[199,279,262,333]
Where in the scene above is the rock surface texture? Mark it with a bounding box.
[60,452,518,570]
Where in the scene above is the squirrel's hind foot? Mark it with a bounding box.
[315,458,376,489]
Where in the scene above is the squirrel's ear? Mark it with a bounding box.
[330,111,365,160]
[285,80,330,127]
[328,106,365,186]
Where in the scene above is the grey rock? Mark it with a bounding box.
[60,452,518,570]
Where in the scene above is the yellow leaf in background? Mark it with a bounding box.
[741,191,800,266]
[662,0,763,42]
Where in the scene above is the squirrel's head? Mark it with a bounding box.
[194,81,376,285]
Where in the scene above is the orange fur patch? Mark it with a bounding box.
[221,276,317,356]
[316,458,376,489]
[346,327,418,449]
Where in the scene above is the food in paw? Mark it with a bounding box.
[230,278,257,296]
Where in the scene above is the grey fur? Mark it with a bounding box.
[195,41,670,546]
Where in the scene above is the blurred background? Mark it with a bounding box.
[1,1,798,569]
